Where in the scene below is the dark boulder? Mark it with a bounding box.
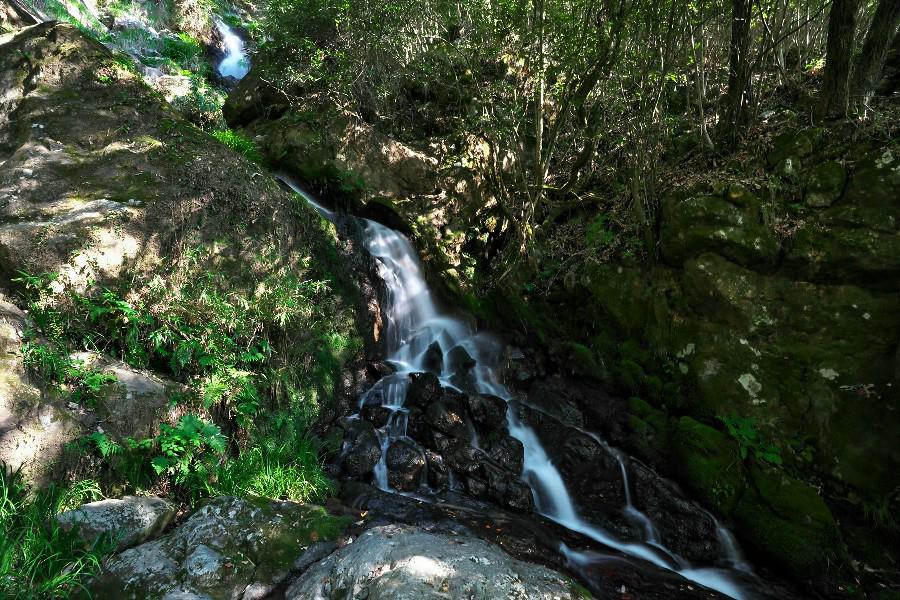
[447,344,476,374]
[386,438,426,491]
[340,419,382,477]
[422,341,443,375]
[464,394,508,430]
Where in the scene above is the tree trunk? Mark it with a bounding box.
[819,0,860,117]
[850,0,900,106]
[723,0,753,144]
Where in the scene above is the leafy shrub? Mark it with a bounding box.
[0,466,112,599]
[159,33,205,72]
[170,74,227,130]
[213,431,333,502]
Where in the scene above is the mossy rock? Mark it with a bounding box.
[734,464,844,577]
[560,341,607,380]
[804,160,846,208]
[784,222,900,290]
[626,397,670,465]
[767,128,820,169]
[92,496,351,598]
[659,190,780,270]
[670,416,744,515]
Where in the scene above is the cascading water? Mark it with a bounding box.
[280,175,752,600]
[214,19,249,79]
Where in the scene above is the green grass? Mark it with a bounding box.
[213,431,334,502]
[0,467,112,599]
[212,129,264,164]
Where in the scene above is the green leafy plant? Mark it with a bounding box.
[719,415,783,465]
[152,415,227,495]
[585,214,617,247]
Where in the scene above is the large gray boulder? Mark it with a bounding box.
[284,524,583,600]
[91,496,350,600]
[56,495,175,551]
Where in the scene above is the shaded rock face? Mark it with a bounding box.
[562,130,900,579]
[284,524,582,600]
[55,496,175,551]
[92,496,350,599]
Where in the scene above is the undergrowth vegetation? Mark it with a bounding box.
[13,221,359,506]
[0,468,112,599]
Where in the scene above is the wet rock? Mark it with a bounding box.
[481,462,534,510]
[284,524,584,600]
[406,372,442,408]
[56,496,175,552]
[464,475,489,497]
[386,438,426,491]
[463,394,507,429]
[629,461,720,564]
[340,419,382,476]
[339,482,766,600]
[422,341,443,375]
[446,344,476,374]
[424,449,448,489]
[438,437,482,473]
[92,496,350,599]
[366,360,394,380]
[361,403,392,428]
[485,435,524,473]
[424,398,468,438]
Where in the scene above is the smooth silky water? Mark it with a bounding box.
[215,19,249,79]
[280,175,753,599]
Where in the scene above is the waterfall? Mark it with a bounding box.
[280,176,751,600]
[214,19,249,80]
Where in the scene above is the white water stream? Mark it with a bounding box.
[281,176,752,599]
[214,19,249,79]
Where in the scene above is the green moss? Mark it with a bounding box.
[734,464,844,576]
[671,416,743,515]
[561,342,607,379]
[626,397,669,464]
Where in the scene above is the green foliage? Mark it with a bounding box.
[152,415,227,497]
[212,129,265,164]
[719,415,783,465]
[21,342,116,408]
[15,234,357,501]
[170,74,227,130]
[585,214,616,248]
[0,466,111,599]
[159,33,205,71]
